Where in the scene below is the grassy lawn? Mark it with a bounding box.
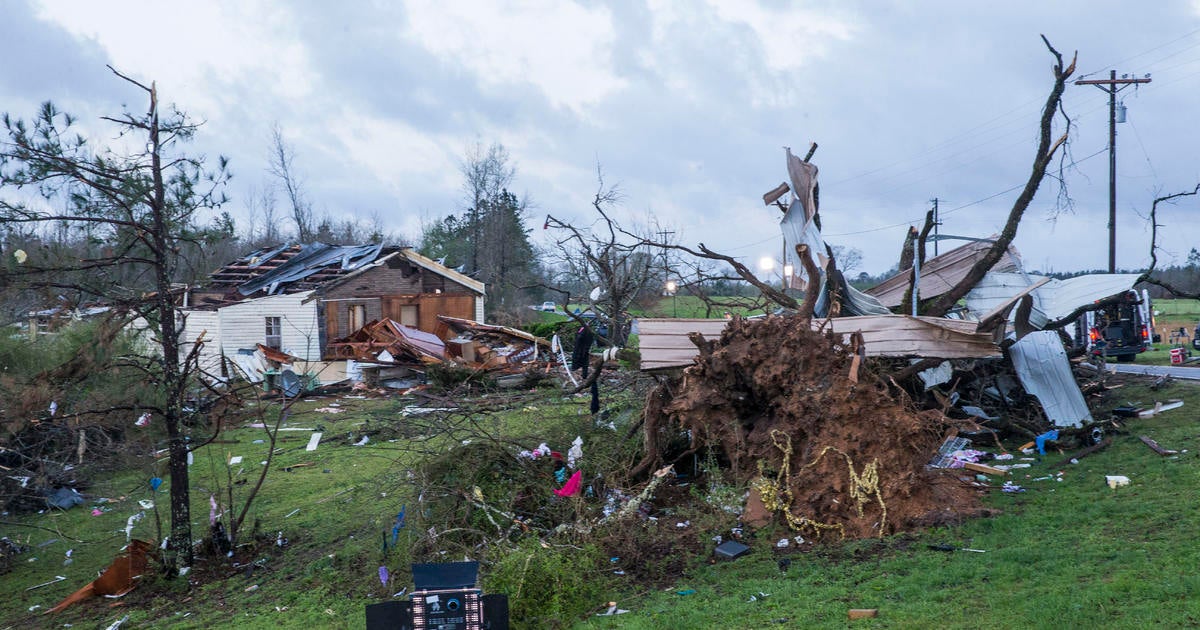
[580,376,1200,629]
[4,372,1200,628]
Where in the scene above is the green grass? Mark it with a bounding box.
[6,375,1200,629]
[579,377,1200,629]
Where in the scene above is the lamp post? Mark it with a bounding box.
[665,280,678,317]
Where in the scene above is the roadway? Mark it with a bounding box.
[1112,362,1200,380]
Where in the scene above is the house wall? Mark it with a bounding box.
[319,262,481,343]
[178,310,224,378]
[216,291,321,361]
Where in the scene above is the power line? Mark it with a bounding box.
[824,147,1107,237]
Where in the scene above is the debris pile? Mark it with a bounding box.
[643,315,985,540]
[434,316,550,372]
[326,319,447,365]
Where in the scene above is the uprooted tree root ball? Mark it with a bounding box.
[639,314,986,540]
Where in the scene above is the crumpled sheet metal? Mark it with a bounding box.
[965,272,1143,329]
[1009,330,1093,428]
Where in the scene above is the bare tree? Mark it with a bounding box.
[267,124,314,242]
[544,171,672,345]
[923,36,1075,317]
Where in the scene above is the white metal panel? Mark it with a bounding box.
[216,291,322,361]
[475,296,485,324]
[1010,330,1093,428]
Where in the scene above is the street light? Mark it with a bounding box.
[665,280,678,317]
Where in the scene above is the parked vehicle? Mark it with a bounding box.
[538,301,557,312]
[1073,289,1151,362]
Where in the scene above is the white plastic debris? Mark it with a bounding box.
[1105,475,1130,488]
[353,436,369,447]
[134,412,151,427]
[776,538,789,548]
[124,512,144,542]
[568,436,584,469]
[228,455,243,466]
[305,432,323,452]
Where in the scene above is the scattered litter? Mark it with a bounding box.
[228,456,243,466]
[554,470,582,497]
[596,602,629,616]
[993,453,1013,460]
[714,540,750,560]
[393,587,407,598]
[104,615,129,630]
[353,436,370,447]
[305,432,323,452]
[778,557,792,573]
[25,575,66,591]
[849,609,879,620]
[28,605,41,612]
[379,566,389,586]
[48,540,151,613]
[675,520,690,529]
[245,584,259,592]
[676,589,696,596]
[747,592,770,602]
[568,436,584,468]
[1001,481,1025,493]
[612,570,625,575]
[1105,475,1130,489]
[150,477,163,492]
[776,538,790,548]
[1138,400,1184,418]
[1035,429,1059,455]
[137,500,154,510]
[91,509,103,516]
[134,413,150,427]
[284,509,300,519]
[313,407,346,414]
[123,512,143,541]
[46,488,84,510]
[518,443,552,460]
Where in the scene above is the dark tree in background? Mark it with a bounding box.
[0,68,230,570]
[420,142,541,319]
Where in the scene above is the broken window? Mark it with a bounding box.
[265,316,282,349]
[349,304,366,332]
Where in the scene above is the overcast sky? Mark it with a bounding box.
[3,1,1199,276]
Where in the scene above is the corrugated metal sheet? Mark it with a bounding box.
[1009,330,1093,427]
[965,272,1142,327]
[865,239,1022,309]
[637,315,1001,371]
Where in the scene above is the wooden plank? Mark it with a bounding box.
[963,462,1008,476]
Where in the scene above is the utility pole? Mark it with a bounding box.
[1075,70,1151,272]
[930,198,941,256]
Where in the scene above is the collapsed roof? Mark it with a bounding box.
[209,243,388,296]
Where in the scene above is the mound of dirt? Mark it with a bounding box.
[646,315,983,540]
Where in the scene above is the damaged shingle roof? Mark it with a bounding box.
[208,243,389,296]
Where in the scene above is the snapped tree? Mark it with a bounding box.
[0,67,229,569]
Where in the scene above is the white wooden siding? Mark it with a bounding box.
[179,310,223,378]
[216,291,321,361]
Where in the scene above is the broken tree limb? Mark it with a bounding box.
[1138,435,1178,456]
[763,182,790,207]
[925,36,1076,317]
[796,244,820,320]
[1051,438,1110,468]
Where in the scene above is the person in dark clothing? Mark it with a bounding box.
[571,325,595,375]
[570,324,601,414]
